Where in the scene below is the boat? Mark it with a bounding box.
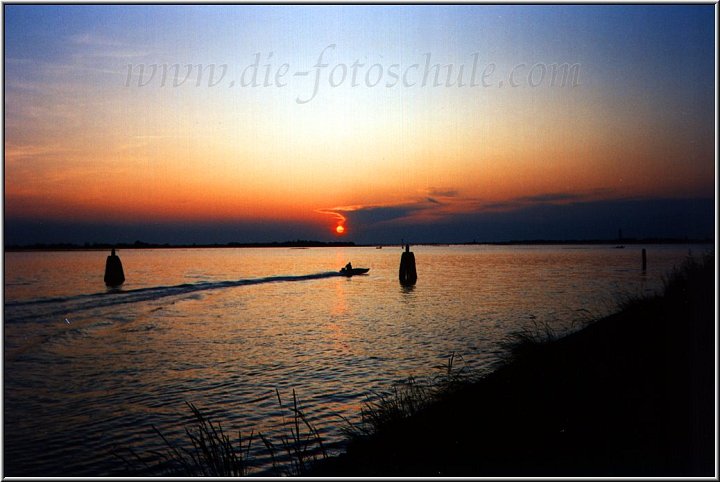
[339,267,370,276]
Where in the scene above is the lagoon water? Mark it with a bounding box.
[3,244,708,475]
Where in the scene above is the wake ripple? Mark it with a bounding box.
[4,271,343,324]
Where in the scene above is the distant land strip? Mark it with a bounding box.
[4,240,358,251]
[3,238,714,252]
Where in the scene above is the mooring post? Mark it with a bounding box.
[399,243,417,285]
[641,248,647,272]
[104,248,126,287]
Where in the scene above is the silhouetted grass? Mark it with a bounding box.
[311,251,715,476]
[344,352,473,439]
[618,252,714,309]
[114,401,253,476]
[496,319,560,366]
[115,390,326,476]
[258,389,327,476]
[119,252,714,477]
[502,251,714,365]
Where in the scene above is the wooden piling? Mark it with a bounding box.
[104,248,125,287]
[399,244,417,285]
[642,248,647,272]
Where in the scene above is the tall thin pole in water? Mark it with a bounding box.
[642,248,647,272]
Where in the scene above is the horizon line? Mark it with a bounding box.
[4,237,715,252]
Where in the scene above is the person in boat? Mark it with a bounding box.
[345,262,352,272]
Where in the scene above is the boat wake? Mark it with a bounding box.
[4,271,343,324]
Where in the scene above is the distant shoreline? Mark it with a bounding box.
[4,238,714,252]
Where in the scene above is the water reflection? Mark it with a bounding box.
[332,279,347,315]
[3,245,705,476]
[399,284,416,315]
[400,284,416,295]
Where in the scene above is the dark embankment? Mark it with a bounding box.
[310,254,715,476]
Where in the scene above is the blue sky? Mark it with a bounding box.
[4,4,716,244]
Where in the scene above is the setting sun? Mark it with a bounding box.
[1,5,715,478]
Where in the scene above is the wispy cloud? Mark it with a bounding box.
[315,208,348,224]
[517,192,585,203]
[483,188,616,211]
[67,32,152,60]
[68,33,125,47]
[317,187,620,235]
[425,187,460,198]
[318,197,448,229]
[4,143,81,161]
[7,32,155,95]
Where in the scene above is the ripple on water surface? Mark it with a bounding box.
[3,245,704,475]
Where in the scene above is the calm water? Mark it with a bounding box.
[3,244,707,475]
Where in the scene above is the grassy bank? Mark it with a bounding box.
[309,253,715,476]
[121,253,714,476]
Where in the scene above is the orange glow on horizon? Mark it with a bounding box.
[3,9,714,232]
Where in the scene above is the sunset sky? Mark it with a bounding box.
[4,5,716,244]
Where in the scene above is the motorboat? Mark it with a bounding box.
[339,267,370,276]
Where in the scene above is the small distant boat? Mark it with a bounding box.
[339,267,370,276]
[376,246,382,249]
[614,245,625,249]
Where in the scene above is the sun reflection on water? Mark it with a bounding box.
[2,245,705,475]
